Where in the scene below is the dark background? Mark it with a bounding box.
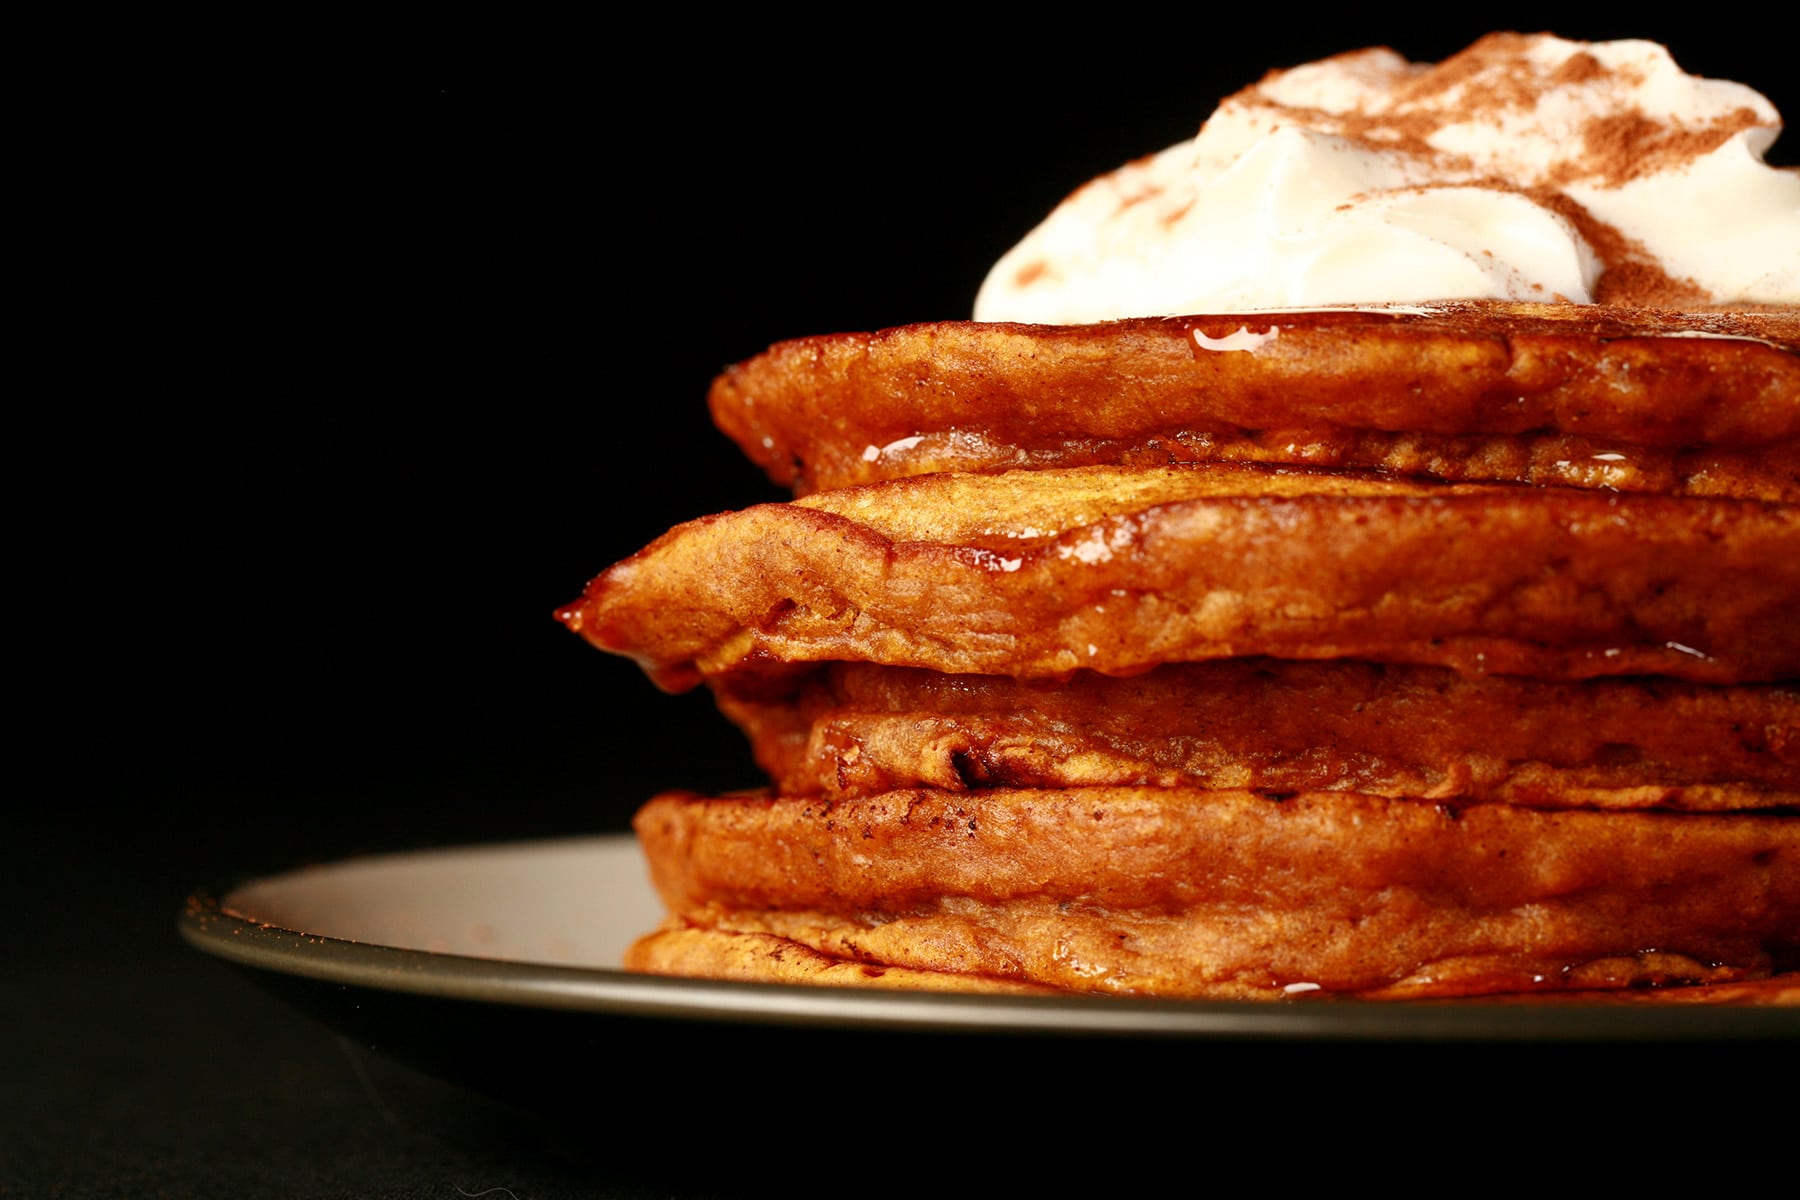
[11,14,1796,1195]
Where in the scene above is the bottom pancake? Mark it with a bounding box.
[626,926,1062,995]
[627,927,1800,1005]
[630,786,1800,1001]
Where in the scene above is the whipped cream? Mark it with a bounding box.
[974,33,1799,321]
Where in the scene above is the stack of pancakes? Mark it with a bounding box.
[560,301,1800,1001]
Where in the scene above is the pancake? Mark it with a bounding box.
[625,926,1062,995]
[558,463,1800,689]
[625,927,1800,1005]
[709,303,1800,497]
[629,786,1800,1000]
[714,661,1800,810]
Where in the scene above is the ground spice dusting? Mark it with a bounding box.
[1397,32,1546,117]
[1550,51,1607,87]
[1390,32,1530,107]
[1568,112,1664,188]
[1315,102,1459,166]
[1506,186,1707,305]
[1277,35,1779,305]
[1594,260,1711,307]
[1581,106,1770,187]
[1267,35,1771,193]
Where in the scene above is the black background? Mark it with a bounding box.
[11,14,1797,1195]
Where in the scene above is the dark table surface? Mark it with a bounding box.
[14,15,1796,1196]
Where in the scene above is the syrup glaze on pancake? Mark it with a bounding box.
[709,303,1800,498]
[715,661,1800,811]
[630,786,1800,1000]
[559,463,1800,690]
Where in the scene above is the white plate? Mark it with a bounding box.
[215,835,663,972]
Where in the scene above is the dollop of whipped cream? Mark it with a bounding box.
[974,33,1799,321]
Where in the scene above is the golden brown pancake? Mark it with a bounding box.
[559,463,1800,689]
[626,927,1800,1005]
[630,786,1800,1001]
[709,303,1800,497]
[625,926,1062,995]
[714,661,1800,810]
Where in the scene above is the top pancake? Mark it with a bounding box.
[709,302,1800,498]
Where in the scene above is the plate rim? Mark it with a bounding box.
[179,833,1800,1043]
